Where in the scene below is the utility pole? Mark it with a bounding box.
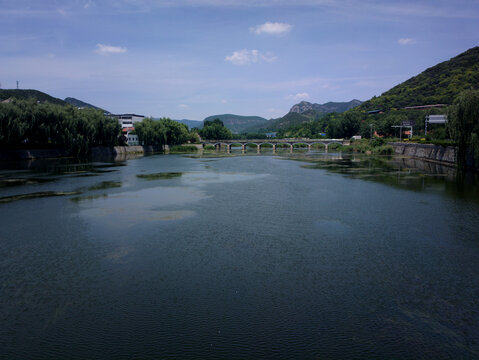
[16,80,19,89]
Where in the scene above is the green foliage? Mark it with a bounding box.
[0,89,67,106]
[0,98,120,157]
[170,145,199,153]
[326,111,361,138]
[135,117,190,147]
[198,118,233,140]
[447,89,479,168]
[372,145,394,155]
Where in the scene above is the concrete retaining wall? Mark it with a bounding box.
[391,142,457,165]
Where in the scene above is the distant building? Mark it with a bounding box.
[108,114,145,129]
[265,132,277,138]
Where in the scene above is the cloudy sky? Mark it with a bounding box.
[1,0,478,120]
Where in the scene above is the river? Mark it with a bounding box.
[1,150,478,359]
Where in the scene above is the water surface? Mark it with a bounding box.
[1,152,478,359]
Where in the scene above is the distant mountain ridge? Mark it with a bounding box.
[203,114,268,133]
[244,99,362,133]
[173,119,203,129]
[289,100,362,114]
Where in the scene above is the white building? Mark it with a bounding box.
[109,114,145,129]
[127,133,139,146]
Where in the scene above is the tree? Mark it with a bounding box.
[135,117,191,146]
[198,118,233,140]
[447,89,479,168]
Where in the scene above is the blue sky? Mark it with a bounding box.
[1,0,478,120]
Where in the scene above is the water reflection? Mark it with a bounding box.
[288,153,479,202]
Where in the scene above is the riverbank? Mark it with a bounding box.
[0,145,164,161]
[390,142,457,166]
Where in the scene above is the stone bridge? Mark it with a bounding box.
[201,138,348,152]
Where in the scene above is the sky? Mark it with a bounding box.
[1,0,478,120]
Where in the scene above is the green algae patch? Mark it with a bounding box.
[0,191,81,204]
[88,181,122,191]
[0,177,58,188]
[136,172,183,180]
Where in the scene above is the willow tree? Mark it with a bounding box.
[447,90,479,168]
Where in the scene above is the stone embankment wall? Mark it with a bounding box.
[390,142,457,165]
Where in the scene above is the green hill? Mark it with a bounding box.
[203,114,268,133]
[359,46,479,111]
[0,89,67,106]
[64,97,107,112]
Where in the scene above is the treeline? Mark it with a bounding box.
[282,107,447,140]
[281,89,479,169]
[0,98,120,157]
[197,119,233,140]
[447,89,479,168]
[135,117,199,146]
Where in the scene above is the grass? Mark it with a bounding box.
[170,145,199,153]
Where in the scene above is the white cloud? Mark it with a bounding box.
[95,43,127,55]
[286,92,310,101]
[250,22,292,36]
[398,38,416,45]
[225,49,277,65]
[178,103,189,108]
[221,99,227,103]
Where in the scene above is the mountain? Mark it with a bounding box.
[358,46,479,112]
[289,100,362,114]
[245,99,362,133]
[64,97,106,112]
[173,119,203,129]
[0,89,67,106]
[203,114,269,133]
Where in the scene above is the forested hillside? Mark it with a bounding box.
[281,46,479,140]
[0,89,67,106]
[64,97,106,112]
[359,46,479,111]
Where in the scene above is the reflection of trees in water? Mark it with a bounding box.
[296,154,479,202]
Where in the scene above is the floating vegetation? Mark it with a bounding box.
[170,145,199,153]
[0,177,57,188]
[70,194,108,203]
[0,191,80,204]
[88,181,122,191]
[136,172,183,180]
